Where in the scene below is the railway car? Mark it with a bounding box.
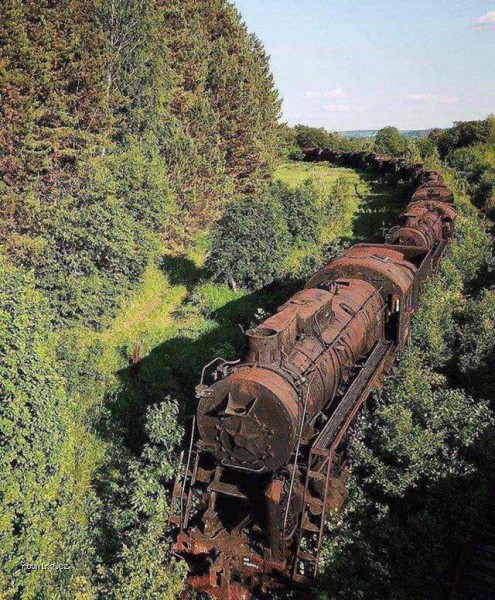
[170,151,456,599]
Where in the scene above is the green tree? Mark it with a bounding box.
[293,124,340,149]
[208,14,282,193]
[0,0,109,252]
[272,180,321,244]
[207,194,291,289]
[161,0,283,230]
[0,0,177,328]
[374,126,406,156]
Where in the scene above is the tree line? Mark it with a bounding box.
[0,1,282,597]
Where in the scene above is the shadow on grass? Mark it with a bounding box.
[112,278,301,452]
[161,254,206,291]
[350,175,410,244]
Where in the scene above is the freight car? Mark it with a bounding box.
[169,151,456,599]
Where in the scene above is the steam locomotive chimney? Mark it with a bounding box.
[245,307,297,364]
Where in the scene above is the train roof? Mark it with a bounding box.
[306,245,417,297]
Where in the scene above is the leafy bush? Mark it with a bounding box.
[459,289,495,373]
[19,148,170,328]
[292,124,369,152]
[0,259,102,598]
[432,115,495,158]
[97,400,186,599]
[293,124,341,149]
[424,116,495,217]
[320,350,493,600]
[351,351,489,495]
[272,180,321,245]
[207,194,291,290]
[447,145,495,211]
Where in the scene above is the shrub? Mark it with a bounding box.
[97,400,186,599]
[207,194,291,290]
[350,350,490,496]
[271,180,321,244]
[459,288,495,373]
[13,147,172,329]
[320,350,493,600]
[0,259,102,598]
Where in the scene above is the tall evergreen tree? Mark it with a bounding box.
[161,0,282,228]
[207,3,282,193]
[0,0,109,255]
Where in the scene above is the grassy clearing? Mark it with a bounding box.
[275,161,361,193]
[275,161,402,244]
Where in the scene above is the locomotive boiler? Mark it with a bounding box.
[197,281,384,474]
[170,151,457,599]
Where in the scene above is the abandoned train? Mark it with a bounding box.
[170,150,457,599]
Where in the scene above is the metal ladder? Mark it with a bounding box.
[169,418,200,530]
[293,447,334,584]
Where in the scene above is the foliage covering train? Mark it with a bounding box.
[169,150,457,599]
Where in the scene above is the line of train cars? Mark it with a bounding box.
[169,150,457,599]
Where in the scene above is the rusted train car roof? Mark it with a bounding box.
[306,245,417,296]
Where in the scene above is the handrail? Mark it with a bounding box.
[180,415,196,530]
[283,373,315,533]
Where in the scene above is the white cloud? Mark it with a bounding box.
[405,93,458,105]
[320,104,364,113]
[305,88,343,99]
[475,10,495,30]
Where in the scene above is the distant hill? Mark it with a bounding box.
[340,129,432,139]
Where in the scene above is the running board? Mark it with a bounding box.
[314,340,395,453]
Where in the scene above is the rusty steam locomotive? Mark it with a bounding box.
[169,150,457,599]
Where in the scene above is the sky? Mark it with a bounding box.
[232,0,495,131]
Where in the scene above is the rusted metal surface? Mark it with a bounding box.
[197,284,383,474]
[306,245,417,298]
[171,151,457,598]
[387,200,456,250]
[412,181,455,203]
[185,575,251,599]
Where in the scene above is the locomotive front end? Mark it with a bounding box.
[197,367,299,473]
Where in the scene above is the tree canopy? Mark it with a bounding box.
[374,126,406,156]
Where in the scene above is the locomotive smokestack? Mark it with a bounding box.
[245,307,297,364]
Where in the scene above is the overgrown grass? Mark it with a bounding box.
[275,161,361,192]
[276,160,403,250]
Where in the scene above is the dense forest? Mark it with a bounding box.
[0,1,282,597]
[1,1,494,599]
